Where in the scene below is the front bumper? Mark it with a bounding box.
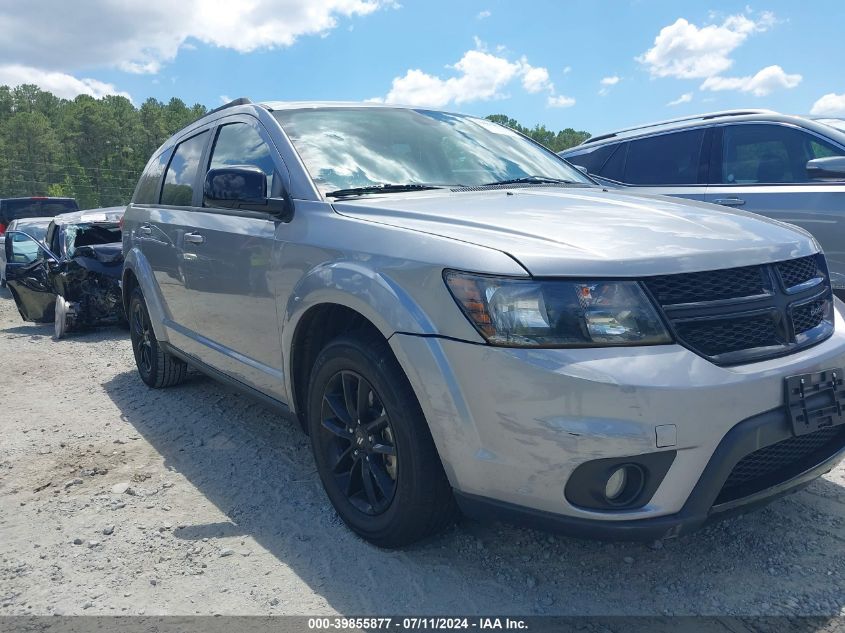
[388,303,845,534]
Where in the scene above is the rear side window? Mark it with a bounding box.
[624,129,705,185]
[208,123,277,194]
[161,132,209,206]
[720,124,845,184]
[0,198,79,224]
[132,151,171,204]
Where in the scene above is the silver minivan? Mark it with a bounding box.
[123,100,845,546]
[561,110,845,296]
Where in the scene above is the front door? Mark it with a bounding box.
[181,117,286,398]
[705,123,845,291]
[4,232,56,322]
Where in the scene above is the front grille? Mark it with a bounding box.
[777,255,821,289]
[674,314,780,357]
[644,254,833,365]
[792,298,828,334]
[716,426,845,504]
[646,265,765,305]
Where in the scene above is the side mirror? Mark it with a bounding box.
[574,164,589,175]
[203,166,293,222]
[806,156,845,181]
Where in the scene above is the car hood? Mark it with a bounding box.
[332,186,819,276]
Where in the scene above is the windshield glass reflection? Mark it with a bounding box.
[274,108,591,194]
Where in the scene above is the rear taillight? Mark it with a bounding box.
[119,216,125,231]
[0,223,6,236]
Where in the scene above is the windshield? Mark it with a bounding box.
[273,108,591,195]
[64,223,121,257]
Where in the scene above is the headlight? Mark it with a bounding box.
[444,271,672,347]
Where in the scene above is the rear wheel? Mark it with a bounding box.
[307,333,455,547]
[129,287,187,388]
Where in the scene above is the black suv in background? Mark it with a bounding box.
[0,197,79,237]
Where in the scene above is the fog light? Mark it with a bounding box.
[604,467,627,501]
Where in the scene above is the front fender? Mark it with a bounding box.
[281,260,450,408]
[123,246,169,342]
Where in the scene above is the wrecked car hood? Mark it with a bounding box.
[332,187,819,277]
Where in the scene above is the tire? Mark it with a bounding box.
[53,294,72,340]
[128,287,187,388]
[307,332,456,547]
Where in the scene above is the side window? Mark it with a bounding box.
[624,129,705,185]
[565,144,617,175]
[161,131,209,206]
[208,123,277,195]
[132,150,170,204]
[720,124,845,184]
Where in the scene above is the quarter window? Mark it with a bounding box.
[208,123,277,194]
[624,130,705,185]
[720,124,845,184]
[132,150,170,204]
[161,131,209,206]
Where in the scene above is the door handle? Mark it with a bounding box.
[184,232,205,244]
[137,225,152,236]
[712,197,746,206]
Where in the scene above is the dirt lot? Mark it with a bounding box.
[1,286,844,617]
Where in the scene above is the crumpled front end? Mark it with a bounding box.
[51,243,125,328]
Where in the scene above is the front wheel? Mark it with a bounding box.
[54,295,73,340]
[129,287,187,388]
[307,333,456,547]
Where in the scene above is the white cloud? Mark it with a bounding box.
[667,92,693,106]
[598,75,620,96]
[563,66,572,74]
[219,94,232,104]
[378,45,557,108]
[637,11,775,79]
[0,64,130,100]
[811,93,845,116]
[521,63,553,93]
[476,10,491,19]
[547,95,576,108]
[0,1,392,76]
[700,64,801,96]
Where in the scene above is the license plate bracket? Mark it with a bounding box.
[785,368,845,436]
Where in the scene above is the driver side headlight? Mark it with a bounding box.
[444,271,672,347]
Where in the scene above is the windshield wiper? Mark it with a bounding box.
[480,176,579,186]
[326,183,443,198]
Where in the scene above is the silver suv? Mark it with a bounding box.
[560,110,845,296]
[123,99,845,546]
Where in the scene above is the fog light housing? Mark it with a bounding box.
[565,452,676,511]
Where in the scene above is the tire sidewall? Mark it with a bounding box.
[129,288,157,386]
[307,339,425,539]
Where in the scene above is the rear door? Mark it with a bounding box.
[4,231,57,322]
[705,123,845,290]
[130,130,211,336]
[180,115,287,397]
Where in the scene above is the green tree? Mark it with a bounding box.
[485,114,590,152]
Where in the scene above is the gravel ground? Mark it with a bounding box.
[1,286,844,617]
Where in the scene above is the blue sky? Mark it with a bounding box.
[2,0,844,135]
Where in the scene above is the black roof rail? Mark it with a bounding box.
[204,97,252,118]
[580,109,777,145]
